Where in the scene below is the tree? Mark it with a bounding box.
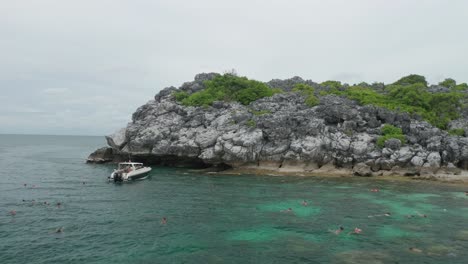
[393,74,428,87]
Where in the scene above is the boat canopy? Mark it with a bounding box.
[118,162,143,165]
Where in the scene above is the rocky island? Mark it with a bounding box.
[88,73,468,182]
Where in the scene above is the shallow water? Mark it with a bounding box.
[1,134,467,263]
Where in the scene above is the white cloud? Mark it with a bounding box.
[1,0,468,135]
[42,88,70,94]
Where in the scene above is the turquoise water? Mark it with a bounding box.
[1,135,468,264]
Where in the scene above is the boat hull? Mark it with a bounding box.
[109,167,152,182]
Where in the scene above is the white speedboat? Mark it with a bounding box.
[109,162,152,182]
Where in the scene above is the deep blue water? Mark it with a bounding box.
[0,134,467,264]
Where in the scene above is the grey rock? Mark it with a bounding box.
[106,127,127,150]
[87,73,468,173]
[353,163,372,177]
[385,138,401,150]
[426,152,441,168]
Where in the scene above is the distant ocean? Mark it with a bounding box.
[1,134,468,263]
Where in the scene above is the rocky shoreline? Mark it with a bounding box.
[87,73,468,183]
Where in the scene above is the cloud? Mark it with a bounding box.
[42,88,70,94]
[1,0,468,135]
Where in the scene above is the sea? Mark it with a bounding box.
[0,134,467,264]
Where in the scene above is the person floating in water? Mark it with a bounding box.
[281,208,293,213]
[56,202,62,208]
[409,247,422,253]
[370,188,379,192]
[330,226,344,235]
[368,212,391,218]
[349,227,362,235]
[301,200,308,206]
[9,210,16,216]
[161,217,167,225]
[415,211,427,218]
[55,227,64,233]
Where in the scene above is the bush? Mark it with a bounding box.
[377,134,406,148]
[246,119,256,127]
[377,124,406,148]
[453,83,468,92]
[179,74,281,106]
[439,78,456,88]
[449,128,465,136]
[393,74,428,87]
[322,83,465,129]
[292,83,319,107]
[381,124,403,135]
[173,91,189,101]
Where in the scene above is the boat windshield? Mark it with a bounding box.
[118,164,133,170]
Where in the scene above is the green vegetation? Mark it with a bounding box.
[176,74,281,107]
[250,109,271,116]
[438,78,468,92]
[377,124,406,148]
[322,78,466,129]
[439,78,457,88]
[453,83,468,92]
[449,128,465,137]
[292,83,319,107]
[173,73,466,131]
[393,74,428,87]
[246,119,256,127]
[173,91,189,101]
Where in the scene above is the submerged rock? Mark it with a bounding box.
[332,250,392,264]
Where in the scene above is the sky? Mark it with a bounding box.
[1,0,467,135]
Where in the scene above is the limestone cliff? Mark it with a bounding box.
[87,73,468,179]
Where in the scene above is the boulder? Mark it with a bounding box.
[353,163,372,177]
[106,127,127,150]
[385,138,401,150]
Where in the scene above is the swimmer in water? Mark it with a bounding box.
[330,226,344,235]
[161,217,167,225]
[349,227,362,234]
[9,210,17,216]
[301,200,308,206]
[370,188,379,192]
[415,211,427,218]
[281,208,293,213]
[56,202,61,208]
[409,247,422,253]
[55,227,64,233]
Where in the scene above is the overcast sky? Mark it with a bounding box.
[1,0,467,135]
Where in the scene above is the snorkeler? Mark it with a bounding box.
[349,227,362,234]
[301,200,308,206]
[415,211,427,218]
[330,226,344,235]
[161,217,167,225]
